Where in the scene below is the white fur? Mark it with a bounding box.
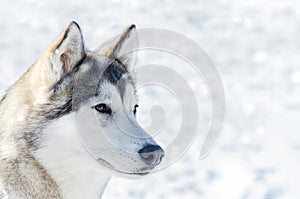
[35,113,110,199]
[34,81,158,198]
[0,178,8,199]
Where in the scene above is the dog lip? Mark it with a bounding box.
[131,172,149,176]
[97,157,151,176]
[114,169,150,176]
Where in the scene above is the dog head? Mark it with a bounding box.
[32,22,164,177]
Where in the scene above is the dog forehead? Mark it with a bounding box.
[72,55,136,106]
[99,77,136,96]
[96,75,137,104]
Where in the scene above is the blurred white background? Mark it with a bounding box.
[1,0,300,198]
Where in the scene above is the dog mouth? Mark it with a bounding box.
[95,145,165,176]
[97,157,153,176]
[116,170,150,176]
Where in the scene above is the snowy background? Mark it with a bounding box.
[1,0,300,198]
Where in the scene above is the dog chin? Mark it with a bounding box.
[107,168,150,179]
[96,158,155,179]
[118,172,150,180]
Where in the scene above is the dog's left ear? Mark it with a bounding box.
[98,25,138,72]
[36,21,85,87]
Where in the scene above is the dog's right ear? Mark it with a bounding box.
[97,25,138,72]
[34,21,85,87]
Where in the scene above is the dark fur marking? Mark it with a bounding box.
[102,60,127,85]
[44,98,73,121]
[101,60,127,99]
[0,93,7,105]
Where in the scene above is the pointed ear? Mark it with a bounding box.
[98,24,138,71]
[40,21,85,86]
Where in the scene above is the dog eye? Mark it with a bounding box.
[94,103,112,114]
[133,104,138,115]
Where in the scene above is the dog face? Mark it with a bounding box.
[33,22,164,177]
[73,56,164,176]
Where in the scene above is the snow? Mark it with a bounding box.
[1,0,300,198]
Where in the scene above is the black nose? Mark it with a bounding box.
[138,145,164,166]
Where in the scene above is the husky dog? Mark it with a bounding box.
[0,22,164,198]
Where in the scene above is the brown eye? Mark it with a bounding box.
[133,104,138,115]
[95,103,112,114]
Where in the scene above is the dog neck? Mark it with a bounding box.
[35,113,111,199]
